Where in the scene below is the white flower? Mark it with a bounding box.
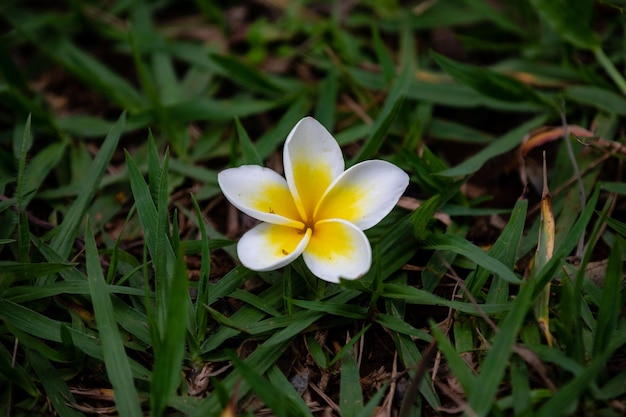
[218,117,409,283]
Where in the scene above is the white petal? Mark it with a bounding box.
[302,219,371,283]
[314,160,409,230]
[238,223,311,271]
[218,166,304,228]
[283,117,345,223]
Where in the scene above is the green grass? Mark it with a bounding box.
[1,1,626,416]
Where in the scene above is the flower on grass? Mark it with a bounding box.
[218,117,409,283]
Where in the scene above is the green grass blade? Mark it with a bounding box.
[153,52,182,105]
[463,0,526,35]
[430,321,476,396]
[403,144,446,188]
[191,194,211,341]
[191,337,295,416]
[267,365,314,417]
[244,309,322,336]
[49,112,126,260]
[375,313,431,341]
[340,345,363,417]
[0,261,75,285]
[423,233,521,284]
[605,216,626,237]
[227,352,297,417]
[0,299,151,380]
[126,150,175,274]
[432,51,546,104]
[29,351,83,417]
[535,331,626,417]
[529,0,600,50]
[256,93,310,159]
[410,194,441,241]
[362,215,418,283]
[229,288,280,317]
[147,131,162,201]
[150,246,189,417]
[14,115,31,263]
[235,117,262,166]
[0,342,39,397]
[85,219,142,417]
[596,370,626,401]
[593,47,626,96]
[466,198,527,295]
[200,282,286,354]
[510,357,531,416]
[153,149,171,336]
[314,67,338,130]
[0,44,31,94]
[3,8,146,110]
[330,325,371,367]
[22,141,66,207]
[371,25,395,83]
[564,85,626,115]
[206,265,255,305]
[592,237,622,356]
[438,115,547,177]
[391,332,440,410]
[166,97,283,123]
[210,53,285,95]
[466,280,535,416]
[382,283,510,314]
[356,384,387,417]
[289,299,367,319]
[351,61,410,164]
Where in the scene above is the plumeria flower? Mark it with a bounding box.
[218,117,409,283]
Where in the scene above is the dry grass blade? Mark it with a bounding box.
[533,153,556,347]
